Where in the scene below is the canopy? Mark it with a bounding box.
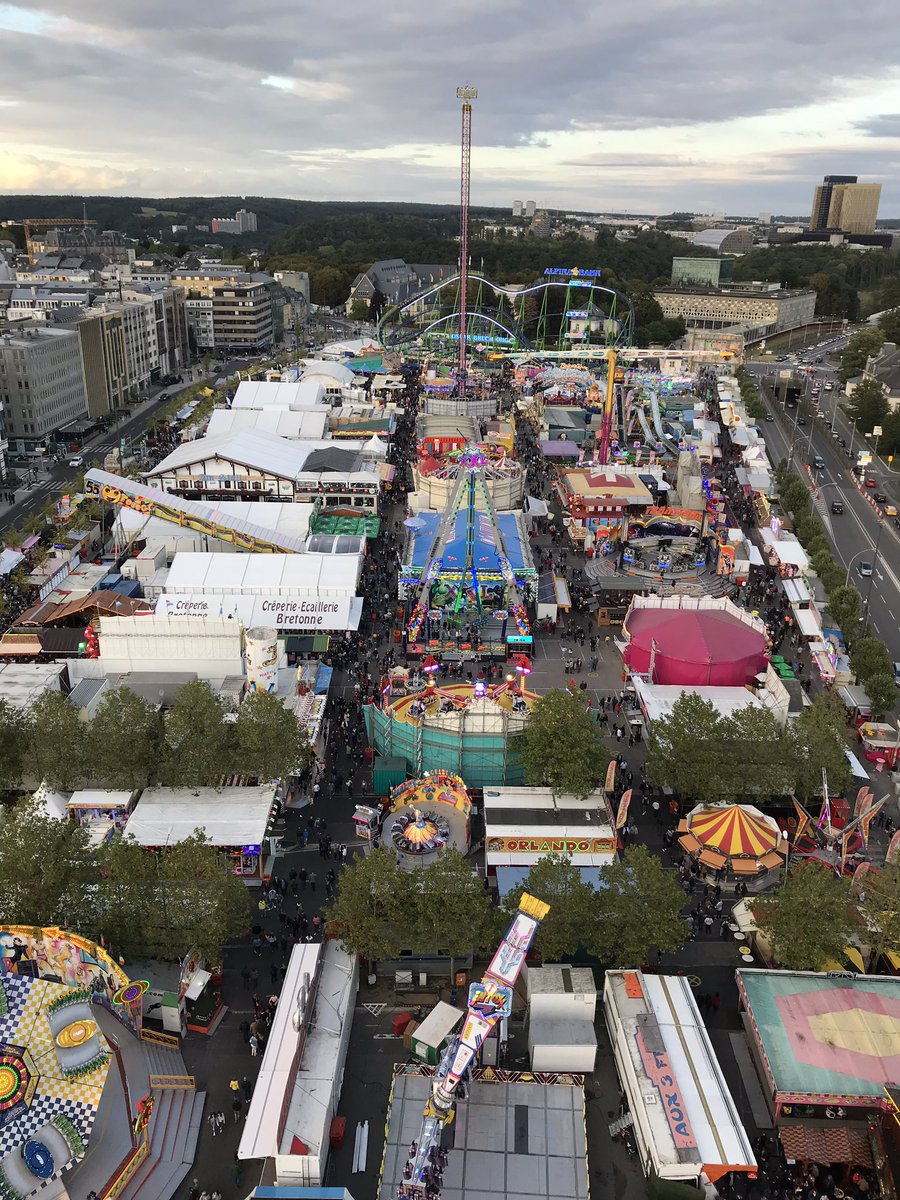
[688,805,780,857]
[624,607,768,687]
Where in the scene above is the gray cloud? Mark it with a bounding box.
[0,0,897,210]
[855,114,900,138]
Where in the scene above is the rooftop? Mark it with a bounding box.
[124,784,277,848]
[738,969,900,1104]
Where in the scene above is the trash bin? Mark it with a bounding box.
[330,1116,346,1149]
[392,1011,412,1036]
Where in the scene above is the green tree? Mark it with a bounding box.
[722,706,795,796]
[839,328,885,383]
[518,689,609,800]
[233,691,313,782]
[348,298,370,321]
[144,833,252,962]
[645,691,728,800]
[28,691,89,791]
[0,699,31,789]
[756,863,854,969]
[162,681,234,786]
[88,687,161,790]
[789,693,852,801]
[844,377,889,434]
[591,846,688,967]
[96,837,159,958]
[828,585,862,638]
[878,308,900,344]
[0,798,97,928]
[856,864,900,964]
[325,847,412,964]
[413,849,496,978]
[851,636,893,682]
[864,672,898,720]
[505,855,596,962]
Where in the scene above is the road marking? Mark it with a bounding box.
[362,1002,386,1017]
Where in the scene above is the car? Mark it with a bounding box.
[865,477,877,488]
[797,417,807,425]
[831,500,844,514]
[765,414,774,421]
[839,437,847,448]
[893,662,900,685]
[67,455,84,468]
[858,562,874,577]
[824,382,835,391]
[832,430,841,439]
[874,492,888,503]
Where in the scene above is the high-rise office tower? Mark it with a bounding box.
[809,176,881,234]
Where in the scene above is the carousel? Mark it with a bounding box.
[387,771,472,863]
[678,803,788,885]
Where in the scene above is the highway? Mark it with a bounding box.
[748,349,900,663]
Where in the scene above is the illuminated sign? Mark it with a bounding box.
[506,634,533,644]
[544,267,603,277]
[565,310,589,318]
[486,836,615,854]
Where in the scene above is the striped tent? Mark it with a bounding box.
[678,804,786,877]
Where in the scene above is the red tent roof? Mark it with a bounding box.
[624,608,767,687]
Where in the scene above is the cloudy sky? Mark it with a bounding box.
[0,0,898,215]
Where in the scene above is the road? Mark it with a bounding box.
[0,377,205,537]
[749,346,900,663]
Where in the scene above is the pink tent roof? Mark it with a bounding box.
[624,608,768,687]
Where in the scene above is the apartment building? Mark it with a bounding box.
[173,267,274,352]
[211,282,274,351]
[0,326,88,447]
[57,308,130,420]
[122,283,190,377]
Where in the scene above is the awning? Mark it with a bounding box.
[0,548,25,576]
[794,608,820,638]
[885,949,900,971]
[184,968,211,1001]
[524,495,549,517]
[730,858,762,874]
[778,1126,872,1167]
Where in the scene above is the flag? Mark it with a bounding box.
[604,760,617,795]
[840,828,855,867]
[859,799,885,847]
[855,786,873,817]
[887,830,900,866]
[793,799,812,841]
[616,789,633,830]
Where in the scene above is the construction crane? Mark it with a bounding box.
[22,217,97,261]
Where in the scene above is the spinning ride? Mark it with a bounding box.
[388,771,472,859]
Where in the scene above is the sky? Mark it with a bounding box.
[0,0,898,216]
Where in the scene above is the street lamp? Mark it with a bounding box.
[862,518,886,628]
[845,548,874,588]
[870,426,883,463]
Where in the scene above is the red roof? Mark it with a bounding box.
[624,607,768,687]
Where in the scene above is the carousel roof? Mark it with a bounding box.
[688,805,780,857]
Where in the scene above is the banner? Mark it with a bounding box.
[155,593,362,631]
[793,799,812,841]
[604,759,617,795]
[616,789,633,830]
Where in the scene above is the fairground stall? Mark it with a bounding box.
[738,968,900,1176]
[482,786,617,896]
[123,785,279,885]
[604,969,756,1185]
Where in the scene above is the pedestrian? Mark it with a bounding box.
[239,1019,250,1043]
[242,1076,253,1101]
[216,1111,225,1135]
[712,992,721,1013]
[229,1078,240,1095]
[232,1095,244,1122]
[308,871,317,892]
[208,1111,218,1137]
[249,1034,259,1057]
[189,1182,200,1200]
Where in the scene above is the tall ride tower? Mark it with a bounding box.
[456,85,477,399]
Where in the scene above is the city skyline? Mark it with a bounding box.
[0,0,898,215]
